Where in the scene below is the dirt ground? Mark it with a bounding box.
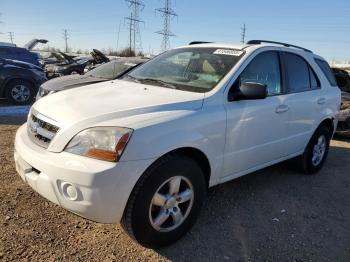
[1,115,350,261]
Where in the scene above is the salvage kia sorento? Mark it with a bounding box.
[14,40,341,248]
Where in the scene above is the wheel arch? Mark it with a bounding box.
[130,146,212,197]
[318,117,335,135]
[2,77,36,96]
[164,147,211,188]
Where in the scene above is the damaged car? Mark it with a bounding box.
[0,58,47,104]
[44,52,92,78]
[332,67,350,135]
[0,38,48,67]
[42,52,66,66]
[86,49,111,71]
[37,57,148,99]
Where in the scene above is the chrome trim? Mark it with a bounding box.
[31,108,60,127]
[27,110,60,148]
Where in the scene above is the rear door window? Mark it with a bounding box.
[284,52,320,93]
[315,59,337,86]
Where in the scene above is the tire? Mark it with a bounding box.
[297,125,331,174]
[5,79,35,105]
[121,154,207,248]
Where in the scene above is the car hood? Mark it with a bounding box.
[33,80,204,128]
[23,39,48,50]
[41,74,107,91]
[6,59,43,71]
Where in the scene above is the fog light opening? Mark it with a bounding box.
[62,182,78,201]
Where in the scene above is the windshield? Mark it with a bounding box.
[87,60,139,79]
[123,47,244,92]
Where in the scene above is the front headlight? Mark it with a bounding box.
[64,127,133,162]
[38,87,55,98]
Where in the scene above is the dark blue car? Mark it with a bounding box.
[0,57,47,104]
[0,39,48,67]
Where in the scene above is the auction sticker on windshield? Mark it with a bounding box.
[213,49,244,56]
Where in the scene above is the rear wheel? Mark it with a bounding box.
[121,154,206,248]
[297,125,331,174]
[6,79,35,105]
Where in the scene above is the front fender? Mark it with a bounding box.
[122,108,227,186]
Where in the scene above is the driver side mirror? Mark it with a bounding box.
[229,82,268,101]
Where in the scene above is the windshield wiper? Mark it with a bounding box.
[140,78,178,89]
[125,75,141,83]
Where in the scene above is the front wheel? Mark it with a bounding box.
[6,80,35,105]
[297,125,331,174]
[121,154,206,248]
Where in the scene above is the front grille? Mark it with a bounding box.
[27,110,59,148]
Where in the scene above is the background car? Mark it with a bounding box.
[0,57,47,104]
[84,49,111,72]
[37,57,148,99]
[332,67,350,135]
[41,52,66,66]
[44,52,92,78]
[0,38,48,67]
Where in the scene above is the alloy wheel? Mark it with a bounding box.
[312,135,326,166]
[149,176,194,232]
[11,85,31,103]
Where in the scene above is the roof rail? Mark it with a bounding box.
[188,41,213,45]
[246,40,312,53]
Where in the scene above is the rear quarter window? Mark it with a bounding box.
[315,59,337,86]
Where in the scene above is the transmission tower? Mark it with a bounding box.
[125,0,145,55]
[8,32,14,44]
[155,0,178,51]
[241,24,246,43]
[62,29,69,53]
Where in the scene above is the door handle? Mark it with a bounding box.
[275,105,289,114]
[317,98,326,105]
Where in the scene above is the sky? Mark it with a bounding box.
[0,0,350,61]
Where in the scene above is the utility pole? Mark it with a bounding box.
[241,24,246,43]
[155,0,178,52]
[124,0,145,56]
[116,20,121,52]
[8,32,14,44]
[62,29,69,53]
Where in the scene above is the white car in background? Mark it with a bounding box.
[14,40,341,248]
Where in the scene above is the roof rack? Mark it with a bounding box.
[246,40,312,53]
[188,41,213,45]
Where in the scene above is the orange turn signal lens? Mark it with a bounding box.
[85,148,118,162]
[116,132,131,155]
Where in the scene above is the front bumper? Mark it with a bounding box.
[14,124,155,223]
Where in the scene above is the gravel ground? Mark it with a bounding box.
[1,115,350,261]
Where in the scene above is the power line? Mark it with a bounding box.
[155,0,178,52]
[8,32,14,44]
[125,0,145,54]
[241,24,246,43]
[62,29,69,53]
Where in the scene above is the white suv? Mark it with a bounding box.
[14,40,341,247]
